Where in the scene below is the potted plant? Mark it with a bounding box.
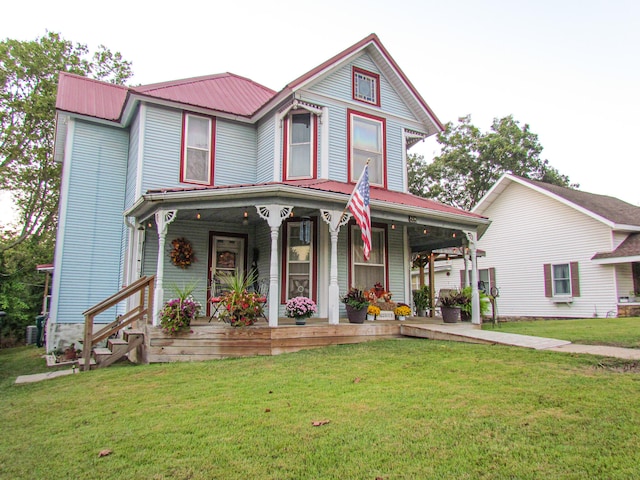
[216,271,264,327]
[342,288,369,324]
[394,304,411,321]
[412,285,431,317]
[460,286,491,321]
[438,290,466,323]
[285,296,317,325]
[367,304,381,321]
[159,282,202,334]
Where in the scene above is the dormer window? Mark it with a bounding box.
[353,67,380,107]
[283,111,318,180]
[181,113,215,185]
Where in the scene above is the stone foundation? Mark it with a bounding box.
[618,304,640,317]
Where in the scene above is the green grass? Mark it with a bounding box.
[483,317,640,348]
[1,340,640,479]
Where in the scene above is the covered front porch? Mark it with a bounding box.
[123,181,489,330]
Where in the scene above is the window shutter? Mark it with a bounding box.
[543,264,552,297]
[570,262,580,297]
[489,268,496,291]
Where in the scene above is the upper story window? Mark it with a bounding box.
[284,112,317,180]
[181,113,215,185]
[352,67,380,107]
[348,110,386,187]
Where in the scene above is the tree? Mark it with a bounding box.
[409,115,576,210]
[0,31,133,252]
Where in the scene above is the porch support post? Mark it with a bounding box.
[153,210,177,325]
[257,205,293,326]
[464,230,481,325]
[320,209,351,324]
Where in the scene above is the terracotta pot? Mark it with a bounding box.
[441,306,461,323]
[345,304,367,324]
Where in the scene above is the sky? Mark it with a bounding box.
[1,0,639,226]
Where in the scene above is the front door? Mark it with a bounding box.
[207,233,247,316]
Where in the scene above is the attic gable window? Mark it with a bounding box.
[181,113,215,186]
[353,67,380,107]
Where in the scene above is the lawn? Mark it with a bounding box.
[1,339,639,479]
[483,317,640,348]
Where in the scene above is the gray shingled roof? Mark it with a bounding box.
[518,176,640,227]
[592,233,640,259]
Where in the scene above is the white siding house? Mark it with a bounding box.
[433,174,640,319]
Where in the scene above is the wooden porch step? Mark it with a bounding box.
[92,347,113,364]
[123,329,144,340]
[77,357,97,369]
[108,338,129,354]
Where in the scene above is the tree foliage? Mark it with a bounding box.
[409,115,576,210]
[0,31,133,252]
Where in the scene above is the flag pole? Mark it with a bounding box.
[341,158,371,219]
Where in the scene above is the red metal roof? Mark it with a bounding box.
[56,73,129,121]
[145,179,485,220]
[132,73,276,117]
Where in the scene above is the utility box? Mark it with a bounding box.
[26,325,38,345]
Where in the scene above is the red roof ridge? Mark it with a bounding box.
[134,72,276,96]
[58,71,130,90]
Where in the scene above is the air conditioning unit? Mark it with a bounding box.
[26,325,38,345]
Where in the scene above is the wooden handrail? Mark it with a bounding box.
[82,275,155,371]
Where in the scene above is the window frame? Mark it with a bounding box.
[352,67,381,107]
[283,111,318,180]
[281,217,318,304]
[544,262,580,299]
[552,263,572,296]
[347,109,386,188]
[348,222,389,291]
[180,112,216,186]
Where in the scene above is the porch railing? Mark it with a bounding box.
[82,275,155,371]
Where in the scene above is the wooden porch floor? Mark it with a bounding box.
[142,316,458,363]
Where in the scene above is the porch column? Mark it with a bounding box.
[464,230,481,325]
[257,205,293,326]
[320,209,351,324]
[153,210,177,325]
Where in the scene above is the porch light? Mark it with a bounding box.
[423,228,428,235]
[391,224,396,230]
[242,210,249,226]
[196,210,201,220]
[452,232,456,238]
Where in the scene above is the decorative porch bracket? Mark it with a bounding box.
[153,209,177,325]
[320,209,351,324]
[463,230,481,325]
[257,205,293,326]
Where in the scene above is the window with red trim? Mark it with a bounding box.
[348,110,386,187]
[352,67,380,107]
[281,217,317,303]
[283,112,317,180]
[349,223,388,290]
[181,113,215,185]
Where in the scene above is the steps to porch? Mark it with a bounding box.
[81,329,145,370]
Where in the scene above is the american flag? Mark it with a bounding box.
[347,164,372,261]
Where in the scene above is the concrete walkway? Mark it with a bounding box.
[15,368,78,384]
[402,323,640,360]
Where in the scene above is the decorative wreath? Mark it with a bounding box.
[170,237,195,268]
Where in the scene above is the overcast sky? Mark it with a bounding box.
[1,0,638,227]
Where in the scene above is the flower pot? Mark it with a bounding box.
[417,309,427,317]
[441,306,461,323]
[366,314,375,321]
[397,315,406,321]
[295,317,306,325]
[345,304,367,324]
